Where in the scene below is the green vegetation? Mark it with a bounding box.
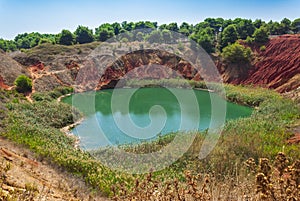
[1,18,299,53]
[253,26,270,44]
[222,43,252,65]
[221,24,238,48]
[14,75,32,94]
[0,82,299,198]
[58,29,75,46]
[74,25,94,44]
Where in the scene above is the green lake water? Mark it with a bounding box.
[62,88,252,149]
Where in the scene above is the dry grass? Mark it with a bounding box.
[112,152,300,201]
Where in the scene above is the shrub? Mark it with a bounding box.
[260,45,266,52]
[222,43,252,64]
[14,75,32,93]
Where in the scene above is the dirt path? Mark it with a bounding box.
[0,137,109,201]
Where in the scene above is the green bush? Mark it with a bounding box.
[260,45,266,52]
[14,75,32,93]
[222,43,252,64]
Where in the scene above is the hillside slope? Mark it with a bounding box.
[242,35,300,92]
[0,137,106,200]
[0,51,29,89]
[0,35,299,95]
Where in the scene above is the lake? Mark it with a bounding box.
[62,88,252,149]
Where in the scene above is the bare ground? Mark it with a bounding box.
[0,137,109,201]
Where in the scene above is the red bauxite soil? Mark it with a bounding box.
[241,35,300,92]
[0,75,9,89]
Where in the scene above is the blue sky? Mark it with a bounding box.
[0,0,299,39]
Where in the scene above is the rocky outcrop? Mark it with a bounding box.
[1,36,299,95]
[241,35,300,92]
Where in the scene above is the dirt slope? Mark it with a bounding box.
[0,137,107,201]
[242,35,300,92]
[0,51,29,88]
[2,35,300,94]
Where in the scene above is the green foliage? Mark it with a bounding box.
[222,43,252,64]
[0,39,17,52]
[2,94,133,197]
[32,86,74,102]
[121,21,135,31]
[280,18,292,34]
[291,18,300,33]
[236,19,256,40]
[74,25,94,44]
[58,29,75,45]
[166,22,179,32]
[204,17,224,33]
[111,22,122,35]
[253,26,270,44]
[14,32,56,49]
[134,21,157,30]
[179,22,192,36]
[14,75,32,93]
[221,24,238,49]
[260,45,266,52]
[0,18,297,53]
[96,28,115,42]
[245,36,254,44]
[253,19,266,29]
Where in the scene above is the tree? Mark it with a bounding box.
[14,75,32,93]
[222,43,252,64]
[159,24,167,30]
[121,21,135,31]
[0,39,17,52]
[253,26,269,44]
[74,26,94,44]
[221,24,238,49]
[236,19,255,39]
[95,24,115,41]
[111,22,122,35]
[268,21,282,35]
[166,22,179,32]
[221,43,252,80]
[253,19,266,29]
[198,34,214,53]
[204,17,224,33]
[179,22,192,36]
[193,22,210,33]
[291,18,300,33]
[58,29,75,45]
[97,29,114,42]
[134,21,156,30]
[280,18,292,34]
[17,38,31,49]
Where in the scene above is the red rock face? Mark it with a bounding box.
[0,75,9,89]
[92,50,200,89]
[241,35,300,92]
[29,62,44,73]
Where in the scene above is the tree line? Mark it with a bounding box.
[1,18,300,53]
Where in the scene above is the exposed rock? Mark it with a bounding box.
[237,35,300,93]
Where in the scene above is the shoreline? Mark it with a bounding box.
[60,117,84,149]
[57,93,84,149]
